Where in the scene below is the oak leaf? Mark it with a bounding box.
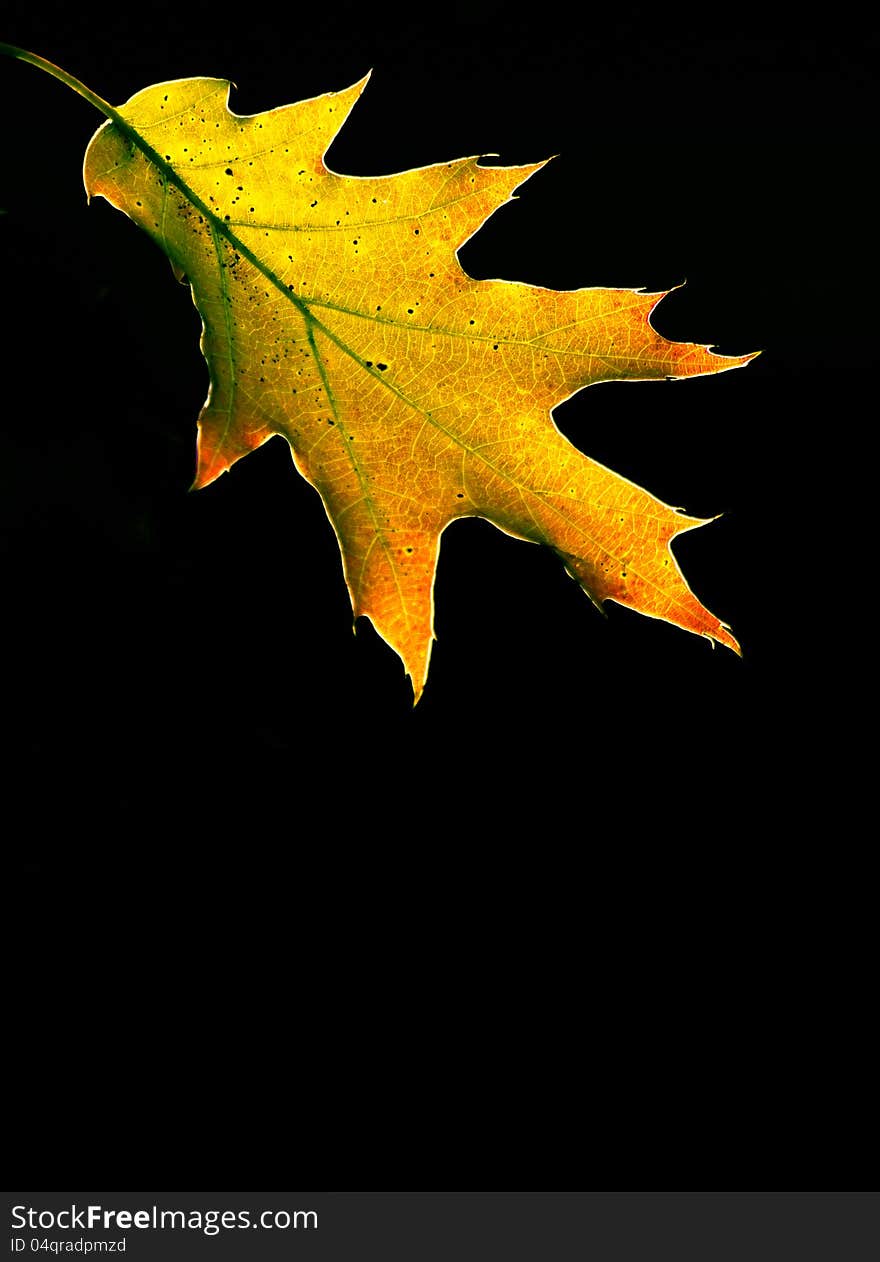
[4,47,756,699]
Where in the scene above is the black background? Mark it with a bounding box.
[0,5,871,859]
[2,4,876,1194]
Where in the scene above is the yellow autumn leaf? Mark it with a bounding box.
[2,46,756,700]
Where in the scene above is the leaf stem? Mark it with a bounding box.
[0,42,119,122]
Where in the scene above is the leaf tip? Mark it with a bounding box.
[190,459,225,492]
[517,154,556,187]
[713,623,742,657]
[710,346,763,372]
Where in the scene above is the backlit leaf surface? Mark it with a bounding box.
[81,73,754,697]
